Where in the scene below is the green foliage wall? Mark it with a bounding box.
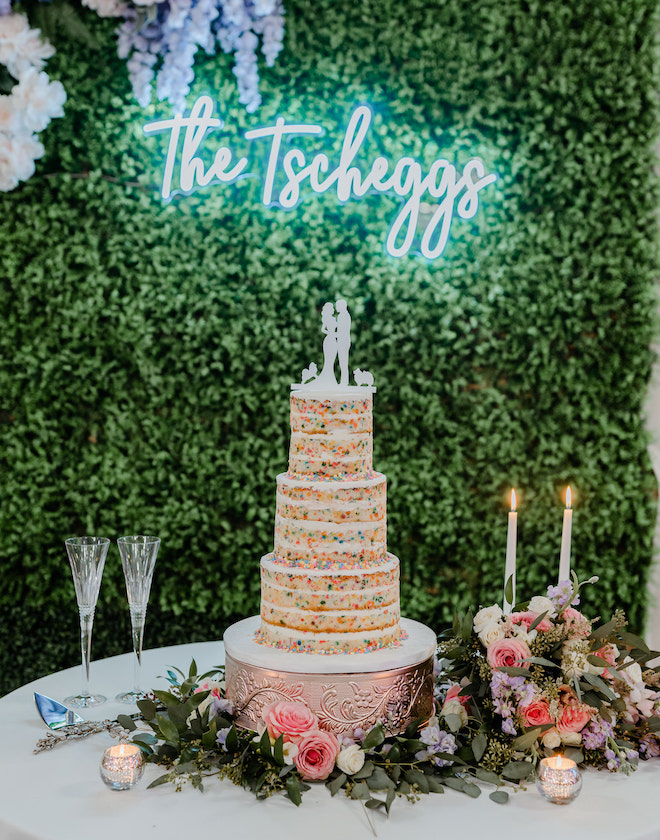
[1,0,658,696]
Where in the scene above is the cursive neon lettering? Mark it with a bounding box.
[143,97,498,258]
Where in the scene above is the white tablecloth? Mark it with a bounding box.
[2,641,660,840]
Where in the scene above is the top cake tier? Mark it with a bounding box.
[288,392,373,479]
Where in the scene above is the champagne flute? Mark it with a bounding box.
[64,536,110,707]
[116,535,160,704]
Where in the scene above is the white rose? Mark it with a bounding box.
[528,595,556,619]
[542,728,561,750]
[441,699,468,729]
[560,731,582,747]
[511,624,537,645]
[621,658,643,686]
[474,604,503,634]
[478,621,505,646]
[336,744,365,775]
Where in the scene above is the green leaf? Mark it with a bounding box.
[273,734,285,766]
[504,575,513,606]
[366,767,395,790]
[475,769,501,786]
[137,698,157,720]
[489,790,509,804]
[501,761,533,781]
[361,725,385,750]
[365,798,385,810]
[426,776,445,793]
[147,773,173,789]
[523,657,560,668]
[587,654,612,669]
[581,672,616,700]
[133,732,158,746]
[512,727,542,751]
[527,610,549,632]
[385,786,396,813]
[156,714,180,743]
[258,729,272,759]
[225,725,239,752]
[619,631,649,652]
[591,620,618,640]
[116,714,137,732]
[352,760,374,780]
[326,772,347,796]
[285,774,302,807]
[472,731,487,762]
[153,690,181,707]
[350,781,372,800]
[403,769,429,794]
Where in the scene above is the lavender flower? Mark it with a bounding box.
[547,580,580,609]
[581,717,614,751]
[415,717,457,767]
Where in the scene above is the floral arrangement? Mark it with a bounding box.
[437,575,660,776]
[0,9,66,191]
[117,577,660,815]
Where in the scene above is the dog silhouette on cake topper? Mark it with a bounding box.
[293,300,375,391]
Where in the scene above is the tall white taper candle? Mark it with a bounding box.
[558,486,572,583]
[504,488,517,614]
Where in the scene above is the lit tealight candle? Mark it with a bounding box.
[100,743,145,790]
[504,488,517,615]
[536,755,582,804]
[558,486,572,583]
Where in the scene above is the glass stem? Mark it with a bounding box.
[79,606,95,698]
[130,605,147,694]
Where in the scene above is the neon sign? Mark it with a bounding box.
[144,96,497,259]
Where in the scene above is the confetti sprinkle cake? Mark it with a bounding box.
[256,389,404,653]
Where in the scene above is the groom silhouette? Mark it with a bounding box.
[335,299,351,386]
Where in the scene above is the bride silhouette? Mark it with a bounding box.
[315,302,338,385]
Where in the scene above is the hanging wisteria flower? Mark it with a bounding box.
[114,0,285,114]
[0,11,66,191]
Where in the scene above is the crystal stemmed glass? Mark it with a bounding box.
[116,535,160,704]
[64,536,110,708]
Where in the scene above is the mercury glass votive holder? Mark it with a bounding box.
[100,743,145,790]
[536,756,582,804]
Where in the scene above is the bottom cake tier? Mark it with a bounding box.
[224,616,436,736]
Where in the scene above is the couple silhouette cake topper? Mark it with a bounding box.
[295,300,374,391]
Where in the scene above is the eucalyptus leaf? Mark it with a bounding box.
[489,790,509,804]
[116,714,137,732]
[326,772,347,796]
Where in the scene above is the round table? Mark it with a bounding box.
[1,641,659,840]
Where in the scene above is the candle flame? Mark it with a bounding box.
[556,755,564,768]
[510,488,517,512]
[566,486,572,509]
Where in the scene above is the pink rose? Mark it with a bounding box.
[510,611,553,633]
[487,637,531,670]
[557,703,591,734]
[444,683,470,708]
[562,607,591,638]
[293,729,340,780]
[522,699,554,728]
[262,701,319,741]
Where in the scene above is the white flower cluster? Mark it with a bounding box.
[0,13,66,191]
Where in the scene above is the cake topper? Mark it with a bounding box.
[292,300,375,391]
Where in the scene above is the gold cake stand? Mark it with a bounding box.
[224,617,437,736]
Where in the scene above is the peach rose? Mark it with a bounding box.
[262,701,319,741]
[557,703,591,734]
[487,637,531,670]
[522,699,553,728]
[510,611,553,633]
[293,729,340,780]
[562,607,591,638]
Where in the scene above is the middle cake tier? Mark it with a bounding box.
[274,472,387,568]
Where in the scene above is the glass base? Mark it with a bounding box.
[116,689,146,704]
[65,692,106,707]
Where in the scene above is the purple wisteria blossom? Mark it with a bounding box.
[118,0,285,113]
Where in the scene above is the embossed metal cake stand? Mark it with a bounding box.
[224,617,436,736]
